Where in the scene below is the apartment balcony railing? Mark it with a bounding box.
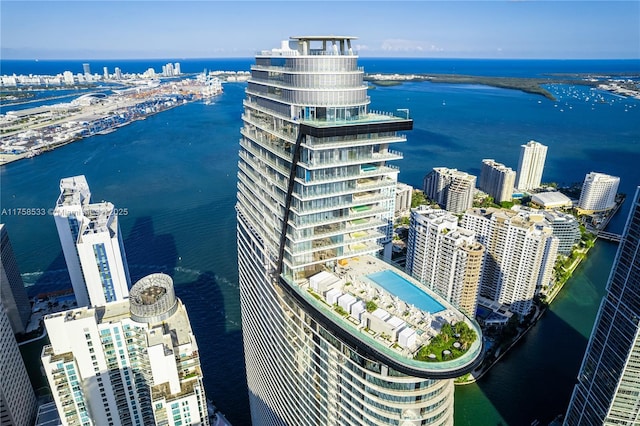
[302,135,407,150]
[298,150,402,171]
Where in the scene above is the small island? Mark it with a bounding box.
[365,72,640,101]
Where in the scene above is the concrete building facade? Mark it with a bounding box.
[41,273,209,426]
[53,175,131,307]
[395,182,413,217]
[461,208,559,316]
[577,172,620,213]
[543,210,581,256]
[515,140,547,192]
[424,167,476,214]
[478,159,516,204]
[405,206,485,316]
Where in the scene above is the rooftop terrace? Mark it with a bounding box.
[57,175,91,208]
[281,254,483,378]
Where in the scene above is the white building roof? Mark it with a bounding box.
[531,191,572,207]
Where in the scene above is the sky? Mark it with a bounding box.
[1,1,639,60]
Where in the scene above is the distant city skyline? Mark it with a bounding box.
[2,1,638,60]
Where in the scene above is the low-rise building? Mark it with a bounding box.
[530,191,573,210]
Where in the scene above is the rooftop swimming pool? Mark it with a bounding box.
[366,270,446,314]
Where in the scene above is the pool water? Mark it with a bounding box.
[366,270,446,314]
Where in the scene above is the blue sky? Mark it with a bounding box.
[1,1,639,59]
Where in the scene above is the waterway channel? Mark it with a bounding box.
[454,240,617,425]
[18,240,617,425]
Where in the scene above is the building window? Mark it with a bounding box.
[93,243,116,302]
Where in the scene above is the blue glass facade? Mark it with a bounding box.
[565,187,640,425]
[93,243,115,303]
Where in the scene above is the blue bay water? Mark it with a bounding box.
[3,58,639,77]
[1,59,638,425]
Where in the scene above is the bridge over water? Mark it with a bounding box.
[596,231,622,243]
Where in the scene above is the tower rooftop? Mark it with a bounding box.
[280,254,484,379]
[290,35,358,41]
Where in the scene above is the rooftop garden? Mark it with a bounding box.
[414,321,477,362]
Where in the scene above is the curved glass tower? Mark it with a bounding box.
[236,36,483,426]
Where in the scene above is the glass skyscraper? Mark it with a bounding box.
[564,186,640,425]
[236,36,483,426]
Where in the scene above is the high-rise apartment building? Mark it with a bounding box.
[515,140,547,192]
[405,206,485,316]
[0,224,31,334]
[0,303,38,426]
[478,159,516,204]
[395,182,413,217]
[543,210,581,256]
[42,273,209,426]
[53,175,131,307]
[63,71,75,84]
[564,187,640,425]
[424,167,476,214]
[577,172,620,213]
[237,36,483,426]
[82,63,92,82]
[462,208,559,316]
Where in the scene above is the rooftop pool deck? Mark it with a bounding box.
[280,254,484,378]
[365,269,446,314]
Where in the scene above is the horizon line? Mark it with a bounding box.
[2,56,639,61]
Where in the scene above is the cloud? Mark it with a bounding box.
[380,39,443,53]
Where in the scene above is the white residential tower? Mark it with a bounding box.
[577,172,620,213]
[515,140,547,192]
[236,36,483,426]
[41,273,209,426]
[53,176,131,307]
[405,206,485,316]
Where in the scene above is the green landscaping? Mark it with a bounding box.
[415,322,476,362]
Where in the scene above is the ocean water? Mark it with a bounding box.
[1,59,639,425]
[3,57,639,77]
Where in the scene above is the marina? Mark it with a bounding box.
[0,77,222,165]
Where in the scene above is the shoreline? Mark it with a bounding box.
[0,101,189,166]
[455,195,625,386]
[456,242,592,386]
[365,72,640,101]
